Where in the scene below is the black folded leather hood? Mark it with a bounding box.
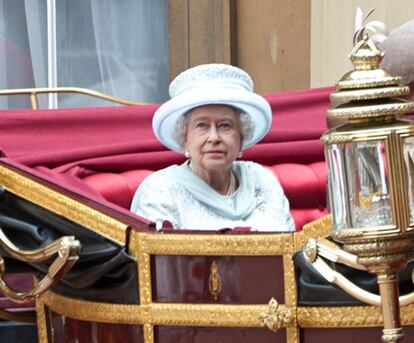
[295,249,414,306]
[0,188,138,304]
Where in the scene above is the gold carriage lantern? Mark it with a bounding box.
[304,35,414,343]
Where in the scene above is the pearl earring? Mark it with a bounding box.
[185,149,191,158]
[238,151,243,158]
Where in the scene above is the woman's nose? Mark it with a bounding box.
[207,125,220,142]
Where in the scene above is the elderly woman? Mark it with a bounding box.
[130,64,295,231]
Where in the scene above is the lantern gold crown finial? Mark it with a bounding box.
[327,35,414,122]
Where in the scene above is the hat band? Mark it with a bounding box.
[171,79,252,97]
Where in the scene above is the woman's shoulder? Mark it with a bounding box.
[234,160,280,185]
[234,160,272,175]
[131,165,183,212]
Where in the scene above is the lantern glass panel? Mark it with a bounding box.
[327,139,392,230]
[403,136,414,223]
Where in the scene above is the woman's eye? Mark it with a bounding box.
[195,122,208,129]
[219,123,232,130]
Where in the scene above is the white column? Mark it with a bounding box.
[47,0,57,108]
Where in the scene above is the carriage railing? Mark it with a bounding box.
[0,87,145,109]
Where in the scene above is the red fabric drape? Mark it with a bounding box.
[0,87,333,178]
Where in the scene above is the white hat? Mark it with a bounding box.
[152,63,272,153]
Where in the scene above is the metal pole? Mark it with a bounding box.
[378,273,404,343]
[47,0,58,109]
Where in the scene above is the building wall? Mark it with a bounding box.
[168,0,310,94]
[311,0,414,88]
[169,1,414,93]
[235,0,310,94]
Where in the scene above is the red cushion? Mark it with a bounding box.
[291,208,329,232]
[83,162,328,231]
[267,162,327,230]
[268,162,327,209]
[83,169,153,209]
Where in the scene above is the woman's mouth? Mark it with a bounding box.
[205,150,225,156]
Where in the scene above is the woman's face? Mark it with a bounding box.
[184,105,242,173]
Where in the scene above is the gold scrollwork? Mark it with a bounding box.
[208,260,222,301]
[331,229,364,241]
[327,102,414,119]
[330,86,410,102]
[135,231,294,256]
[321,134,354,145]
[294,214,332,251]
[337,76,401,90]
[344,239,413,257]
[259,298,294,332]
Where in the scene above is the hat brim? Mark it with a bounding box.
[152,87,272,153]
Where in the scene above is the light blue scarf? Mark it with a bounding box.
[163,161,257,220]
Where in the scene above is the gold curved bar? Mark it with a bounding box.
[0,307,36,323]
[399,292,414,307]
[312,238,368,271]
[0,228,63,262]
[311,256,381,306]
[0,86,146,108]
[303,239,414,307]
[0,234,81,303]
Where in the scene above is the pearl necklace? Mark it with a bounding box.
[189,162,236,197]
[225,171,236,197]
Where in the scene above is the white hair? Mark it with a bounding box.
[173,109,254,151]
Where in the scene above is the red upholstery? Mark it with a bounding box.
[269,162,328,230]
[83,161,328,231]
[83,169,153,210]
